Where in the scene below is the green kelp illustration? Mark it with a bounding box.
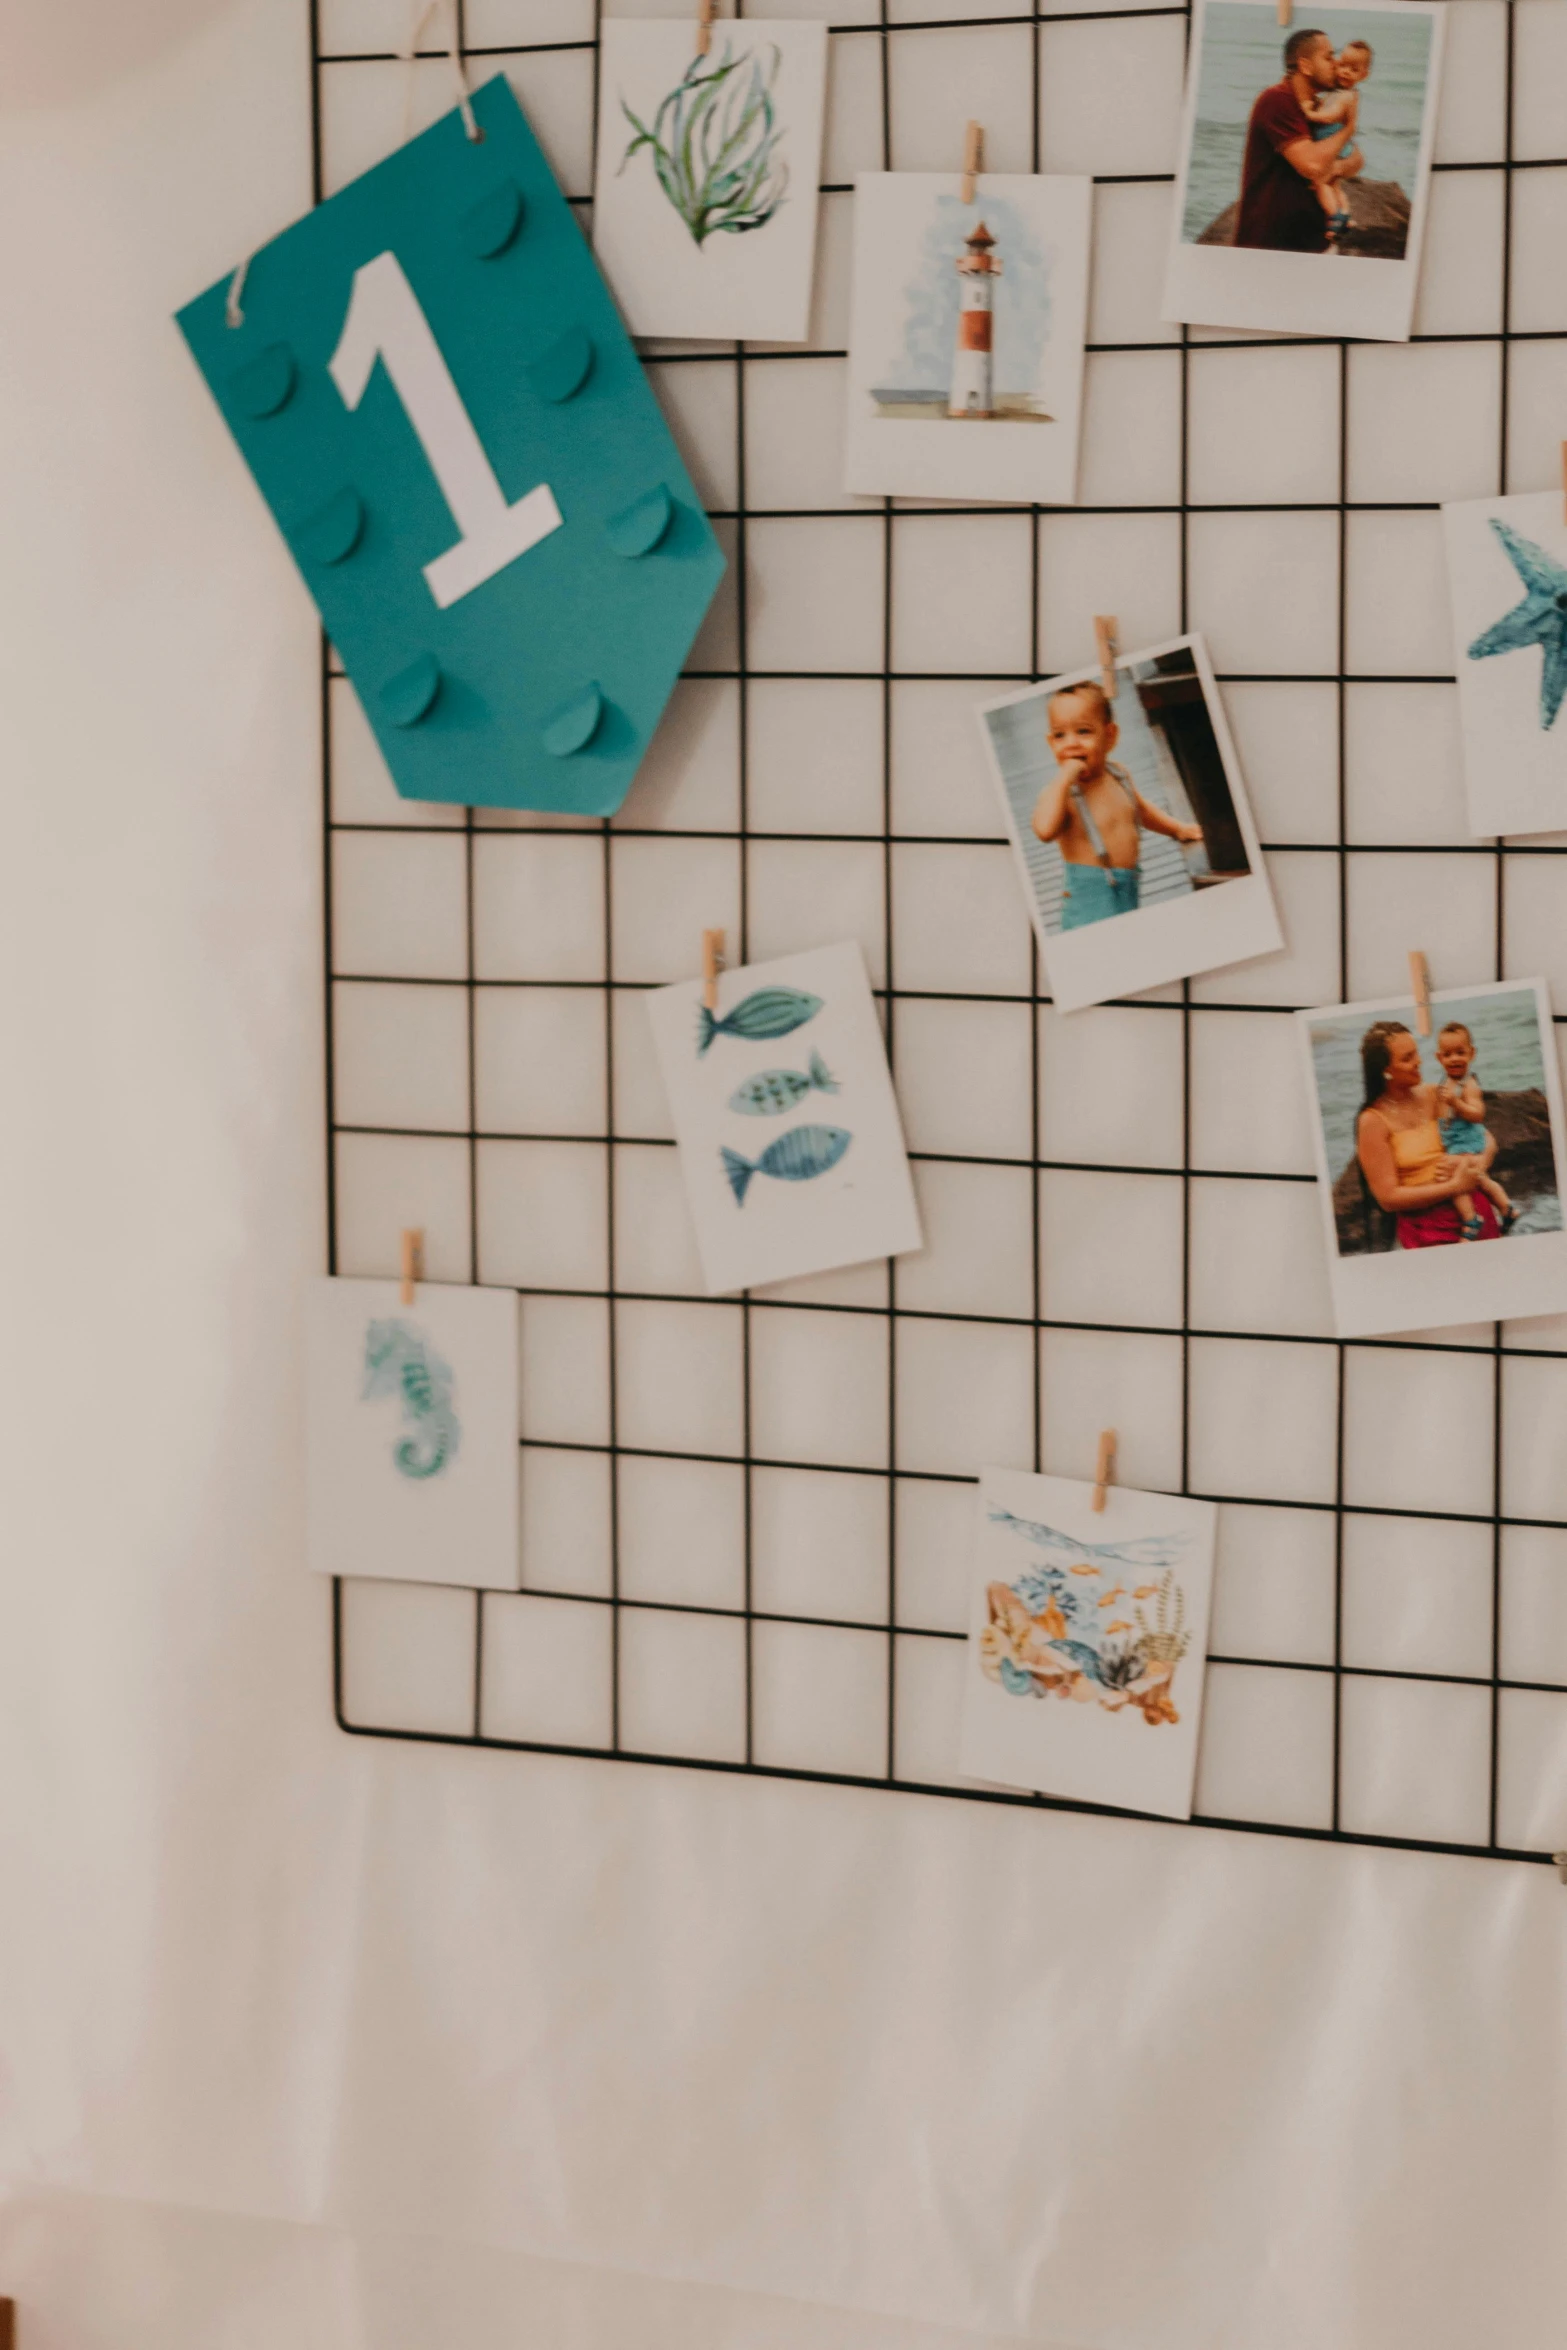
[619,42,788,248]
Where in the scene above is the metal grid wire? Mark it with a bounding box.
[319,0,1567,1864]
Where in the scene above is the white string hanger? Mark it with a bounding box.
[228,0,480,329]
[402,0,481,145]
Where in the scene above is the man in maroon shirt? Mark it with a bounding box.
[1234,27,1360,252]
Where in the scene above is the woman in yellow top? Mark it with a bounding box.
[1356,1019,1500,1249]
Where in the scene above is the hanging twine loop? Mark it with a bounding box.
[403,0,481,143]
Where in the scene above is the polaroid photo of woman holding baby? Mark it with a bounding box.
[977,634,1282,1014]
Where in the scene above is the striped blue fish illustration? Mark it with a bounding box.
[697,986,821,1056]
[727,1050,839,1117]
[721,1123,851,1205]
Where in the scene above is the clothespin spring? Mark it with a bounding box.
[1408,950,1432,1039]
[702,928,725,1014]
[1093,615,1119,705]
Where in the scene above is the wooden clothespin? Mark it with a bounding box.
[399,1227,423,1307]
[0,2295,14,2350]
[1277,0,1292,27]
[961,120,984,206]
[1559,439,1566,527]
[1408,950,1432,1038]
[696,0,715,56]
[1554,1851,1567,1884]
[1093,615,1118,703]
[1091,1429,1117,1515]
[702,927,725,1013]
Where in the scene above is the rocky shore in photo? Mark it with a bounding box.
[1332,1089,1557,1254]
[1198,177,1412,261]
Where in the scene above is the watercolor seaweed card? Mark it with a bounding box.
[1443,491,1567,840]
[960,1469,1218,1820]
[845,173,1091,505]
[977,633,1281,1014]
[647,940,923,1297]
[304,1277,522,1589]
[592,19,828,343]
[1162,0,1445,345]
[1297,976,1567,1339]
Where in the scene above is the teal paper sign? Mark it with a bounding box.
[176,76,724,816]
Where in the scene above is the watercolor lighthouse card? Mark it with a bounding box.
[1444,491,1567,839]
[960,1469,1218,1820]
[305,1277,522,1589]
[647,941,923,1296]
[845,174,1092,504]
[592,19,828,343]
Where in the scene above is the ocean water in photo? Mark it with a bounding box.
[1181,4,1434,243]
[1309,990,1564,1236]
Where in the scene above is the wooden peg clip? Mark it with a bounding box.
[1560,439,1566,527]
[1277,0,1292,27]
[1093,615,1119,704]
[0,2295,14,2350]
[1408,950,1432,1038]
[702,927,725,1013]
[1091,1429,1117,1515]
[696,0,715,56]
[1554,1851,1567,1884]
[961,120,984,205]
[399,1227,424,1307]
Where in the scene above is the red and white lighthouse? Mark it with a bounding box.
[949,220,1002,419]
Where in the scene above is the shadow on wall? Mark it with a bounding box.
[0,0,235,106]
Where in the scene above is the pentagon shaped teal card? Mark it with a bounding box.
[177,75,724,816]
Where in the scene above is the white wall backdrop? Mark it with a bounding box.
[2,3,1567,2346]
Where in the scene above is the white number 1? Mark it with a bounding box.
[329,249,562,611]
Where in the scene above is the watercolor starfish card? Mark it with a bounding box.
[960,1469,1218,1820]
[592,19,828,343]
[977,634,1281,1013]
[305,1277,522,1589]
[844,173,1092,504]
[1162,0,1446,345]
[1297,977,1567,1338]
[1444,492,1567,838]
[647,941,923,1296]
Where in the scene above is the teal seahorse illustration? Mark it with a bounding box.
[362,1318,460,1480]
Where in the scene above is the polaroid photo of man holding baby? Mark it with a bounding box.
[977,635,1282,1014]
[1162,0,1446,345]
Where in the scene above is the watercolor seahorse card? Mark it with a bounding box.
[647,940,923,1297]
[960,1469,1218,1820]
[304,1277,521,1589]
[1443,491,1567,839]
[844,173,1092,505]
[591,19,828,343]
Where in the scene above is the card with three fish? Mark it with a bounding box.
[647,940,923,1296]
[1443,491,1567,839]
[960,1468,1218,1820]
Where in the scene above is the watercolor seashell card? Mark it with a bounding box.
[647,940,923,1297]
[960,1468,1219,1821]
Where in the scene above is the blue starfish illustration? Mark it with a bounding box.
[1467,518,1567,730]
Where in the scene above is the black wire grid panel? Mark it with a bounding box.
[317,0,1567,1865]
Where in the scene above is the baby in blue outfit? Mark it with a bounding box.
[1436,1020,1515,1239]
[1304,40,1371,246]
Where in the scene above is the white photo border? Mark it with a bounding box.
[1296,976,1567,1339]
[1160,0,1447,345]
[976,632,1283,1014]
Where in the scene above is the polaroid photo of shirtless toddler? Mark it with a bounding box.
[977,634,1282,1013]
